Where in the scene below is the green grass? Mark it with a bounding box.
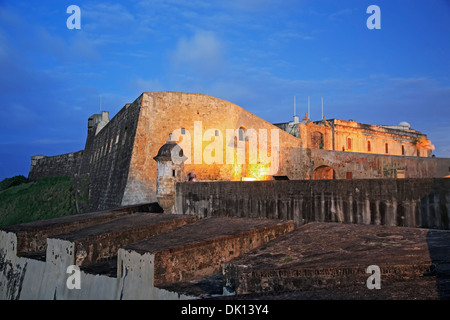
[281,256,294,264]
[0,176,79,227]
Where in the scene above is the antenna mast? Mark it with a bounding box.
[308,96,310,119]
[322,97,324,119]
[294,96,296,116]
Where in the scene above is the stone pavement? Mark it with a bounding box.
[169,222,450,300]
[219,222,450,299]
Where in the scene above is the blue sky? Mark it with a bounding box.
[0,0,449,180]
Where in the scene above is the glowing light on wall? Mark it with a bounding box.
[246,161,270,181]
[232,155,242,180]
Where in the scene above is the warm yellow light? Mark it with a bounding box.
[232,159,241,180]
[241,177,257,181]
[247,161,270,181]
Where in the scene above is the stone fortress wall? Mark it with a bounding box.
[6,91,450,300]
[28,151,84,181]
[176,178,450,230]
[28,91,450,213]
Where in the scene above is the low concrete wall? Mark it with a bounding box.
[1,203,155,256]
[175,178,450,230]
[0,227,195,300]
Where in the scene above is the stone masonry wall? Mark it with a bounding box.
[176,178,450,229]
[27,91,450,213]
[305,148,449,180]
[28,151,84,180]
[80,97,143,212]
[121,91,301,207]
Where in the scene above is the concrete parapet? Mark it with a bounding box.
[176,178,450,229]
[0,203,294,300]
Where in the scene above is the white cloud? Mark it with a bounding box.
[328,8,354,21]
[170,30,225,77]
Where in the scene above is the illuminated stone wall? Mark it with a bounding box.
[28,91,449,213]
[276,118,432,157]
[305,148,448,180]
[121,91,301,207]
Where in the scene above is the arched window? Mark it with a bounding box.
[401,145,405,155]
[385,143,389,154]
[311,132,324,149]
[238,127,247,141]
[367,140,371,152]
[347,137,352,150]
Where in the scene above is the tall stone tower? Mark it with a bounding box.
[153,135,187,213]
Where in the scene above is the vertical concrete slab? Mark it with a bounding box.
[117,248,192,300]
[0,230,21,300]
[40,238,75,299]
[117,248,155,300]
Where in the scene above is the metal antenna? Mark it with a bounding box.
[294,96,296,116]
[308,96,310,119]
[322,97,324,119]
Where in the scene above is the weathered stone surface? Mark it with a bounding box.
[28,151,84,180]
[222,222,450,297]
[0,204,153,256]
[28,91,450,214]
[51,212,197,267]
[124,217,294,286]
[2,199,450,300]
[176,178,450,229]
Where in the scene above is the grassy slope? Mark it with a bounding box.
[0,176,78,227]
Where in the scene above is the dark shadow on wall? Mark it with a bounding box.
[426,229,450,299]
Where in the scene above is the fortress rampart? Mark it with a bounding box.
[28,151,84,180]
[176,178,450,229]
[28,92,450,213]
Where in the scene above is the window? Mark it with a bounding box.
[172,170,176,177]
[215,129,219,137]
[401,145,405,155]
[347,138,352,150]
[181,128,186,135]
[367,141,371,152]
[238,127,247,141]
[311,132,324,149]
[385,143,389,154]
[346,172,353,179]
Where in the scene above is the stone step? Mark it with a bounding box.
[1,203,157,256]
[49,212,197,267]
[118,217,295,287]
[222,222,450,295]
